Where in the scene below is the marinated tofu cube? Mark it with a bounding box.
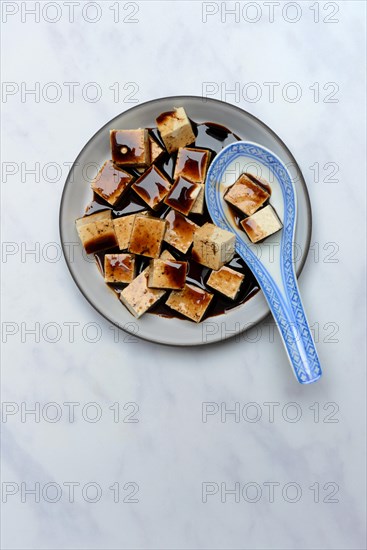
[113,214,137,250]
[91,160,133,205]
[129,215,166,258]
[166,284,213,323]
[207,266,245,300]
[224,173,270,216]
[190,184,205,214]
[76,210,118,254]
[192,223,235,270]
[104,253,136,284]
[148,259,187,290]
[132,165,172,210]
[173,147,210,183]
[120,267,165,318]
[160,249,176,261]
[247,173,272,193]
[164,176,201,216]
[149,135,165,163]
[156,107,195,153]
[76,209,112,228]
[164,209,198,254]
[240,204,282,243]
[110,129,149,167]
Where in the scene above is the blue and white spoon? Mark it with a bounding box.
[205,141,322,384]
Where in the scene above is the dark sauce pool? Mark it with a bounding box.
[86,120,260,321]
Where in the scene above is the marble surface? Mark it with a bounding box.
[1,1,366,549]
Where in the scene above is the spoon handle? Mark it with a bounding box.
[248,257,322,384]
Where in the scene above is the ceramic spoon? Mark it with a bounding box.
[205,141,322,384]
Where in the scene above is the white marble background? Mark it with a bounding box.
[1,1,366,549]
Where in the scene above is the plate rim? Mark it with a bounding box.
[59,95,312,347]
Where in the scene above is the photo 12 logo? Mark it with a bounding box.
[1,81,140,104]
[1,401,140,424]
[201,401,340,423]
[1,2,140,24]
[1,320,139,344]
[2,481,139,504]
[201,81,340,104]
[201,2,340,24]
[201,319,340,344]
[202,481,340,503]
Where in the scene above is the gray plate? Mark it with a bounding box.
[59,96,311,346]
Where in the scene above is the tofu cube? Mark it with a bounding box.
[192,223,235,270]
[224,173,270,216]
[132,165,172,210]
[240,204,282,243]
[166,284,213,323]
[172,147,209,216]
[113,214,137,250]
[148,259,187,290]
[120,267,165,318]
[207,266,245,300]
[173,147,210,183]
[248,173,272,192]
[76,209,112,228]
[129,215,166,258]
[104,253,135,284]
[110,129,149,167]
[76,210,118,254]
[190,184,205,214]
[164,209,198,254]
[91,160,133,205]
[164,176,201,216]
[160,249,176,261]
[149,135,165,163]
[156,107,195,153]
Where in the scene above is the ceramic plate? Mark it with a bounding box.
[59,96,311,346]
